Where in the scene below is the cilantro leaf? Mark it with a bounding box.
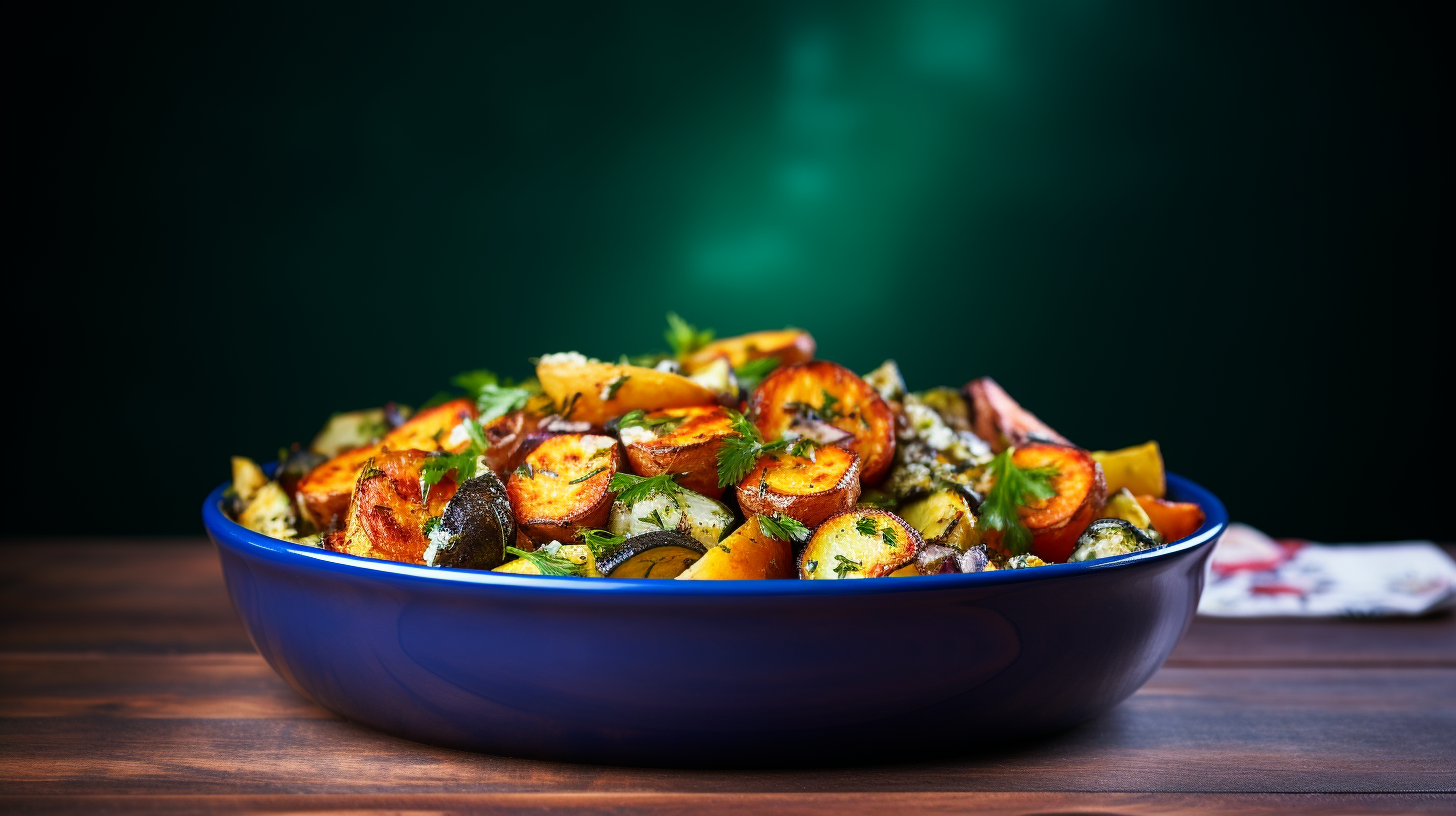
[664,312,714,359]
[979,447,1060,556]
[610,472,685,506]
[757,513,811,543]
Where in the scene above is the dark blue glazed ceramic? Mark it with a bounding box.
[203,472,1225,765]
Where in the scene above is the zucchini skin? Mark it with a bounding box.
[429,470,516,571]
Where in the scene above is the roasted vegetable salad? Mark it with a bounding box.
[224,315,1205,579]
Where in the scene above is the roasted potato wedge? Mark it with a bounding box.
[381,398,476,453]
[619,405,737,498]
[1011,444,1107,563]
[750,361,896,485]
[329,450,457,564]
[295,442,383,531]
[798,508,922,579]
[676,516,796,580]
[682,329,816,374]
[736,446,861,528]
[897,489,980,551]
[536,354,718,426]
[1091,441,1166,498]
[506,433,621,542]
[1133,494,1206,542]
[964,377,1072,453]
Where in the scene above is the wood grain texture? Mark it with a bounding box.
[3,792,1453,815]
[2,539,1454,814]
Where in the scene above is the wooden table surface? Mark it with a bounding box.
[2,540,1453,815]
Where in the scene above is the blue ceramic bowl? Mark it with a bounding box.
[204,472,1225,765]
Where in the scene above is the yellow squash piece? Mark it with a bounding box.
[1090,441,1166,498]
[677,516,795,580]
[536,356,717,425]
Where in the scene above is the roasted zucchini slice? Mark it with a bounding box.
[736,446,861,528]
[897,489,980,551]
[506,433,621,543]
[310,408,390,457]
[491,542,602,576]
[596,530,708,579]
[1068,518,1158,563]
[607,485,735,548]
[1098,487,1162,544]
[424,469,516,570]
[798,509,922,579]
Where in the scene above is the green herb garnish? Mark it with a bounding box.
[616,409,686,436]
[422,516,443,537]
[832,554,863,578]
[420,417,489,500]
[980,447,1060,555]
[602,374,630,401]
[579,528,627,557]
[757,513,811,543]
[854,517,877,537]
[505,543,583,577]
[610,472,685,505]
[716,409,790,488]
[881,526,899,549]
[449,369,538,424]
[734,356,780,391]
[568,466,607,485]
[665,312,714,359]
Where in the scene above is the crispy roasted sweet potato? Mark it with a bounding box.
[1010,444,1107,563]
[676,516,796,580]
[1134,495,1206,542]
[328,450,456,564]
[295,443,383,531]
[619,405,737,498]
[682,329,816,374]
[736,446,861,528]
[1091,441,1166,498]
[750,361,896,485]
[506,433,621,542]
[799,508,922,579]
[965,377,1072,453]
[536,356,718,426]
[381,398,477,453]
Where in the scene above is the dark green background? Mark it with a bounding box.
[8,2,1449,541]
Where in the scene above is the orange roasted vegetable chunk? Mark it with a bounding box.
[327,450,456,564]
[381,398,477,453]
[506,433,621,543]
[683,329,816,374]
[736,446,861,528]
[676,516,796,580]
[750,361,896,485]
[1003,444,1107,563]
[1134,495,1206,542]
[620,405,737,499]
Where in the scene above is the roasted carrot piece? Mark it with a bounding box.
[1134,495,1206,542]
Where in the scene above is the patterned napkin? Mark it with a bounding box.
[1198,523,1456,618]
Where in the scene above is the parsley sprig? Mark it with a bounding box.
[716,409,790,488]
[450,369,537,424]
[579,528,627,557]
[420,417,489,500]
[734,356,780,392]
[832,554,863,578]
[980,447,1060,555]
[505,543,583,577]
[615,410,685,436]
[665,313,714,359]
[610,472,686,505]
[757,513,811,543]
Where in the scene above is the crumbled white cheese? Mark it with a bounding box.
[618,424,656,447]
[444,422,473,449]
[654,359,682,374]
[903,401,955,451]
[579,435,618,456]
[539,351,597,366]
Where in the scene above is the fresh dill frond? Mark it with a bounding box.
[757,513,811,544]
[505,543,583,577]
[579,528,627,557]
[664,312,714,359]
[610,472,685,505]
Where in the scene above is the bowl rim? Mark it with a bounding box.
[204,470,1225,596]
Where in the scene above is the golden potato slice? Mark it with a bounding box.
[536,355,717,426]
[682,329,816,374]
[897,489,981,550]
[750,361,896,485]
[296,443,382,531]
[620,405,737,499]
[799,509,922,579]
[736,446,861,528]
[329,450,456,565]
[676,516,796,580]
[506,433,621,542]
[1090,440,1166,498]
[381,398,476,453]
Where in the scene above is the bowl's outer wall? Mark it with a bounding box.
[210,474,1224,764]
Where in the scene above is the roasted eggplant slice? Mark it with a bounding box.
[897,489,980,551]
[596,530,708,579]
[736,446,861,528]
[618,405,737,499]
[506,433,621,543]
[798,509,921,579]
[424,468,516,570]
[751,361,897,485]
[275,447,329,497]
[1068,518,1158,562]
